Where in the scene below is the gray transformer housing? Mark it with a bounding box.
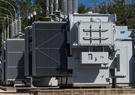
[31,22,68,77]
[5,39,26,81]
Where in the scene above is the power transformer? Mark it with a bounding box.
[1,0,135,88]
[67,13,135,87]
[23,13,135,87]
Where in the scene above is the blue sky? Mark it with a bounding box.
[78,0,131,8]
[78,0,110,8]
[31,0,110,8]
[31,0,109,8]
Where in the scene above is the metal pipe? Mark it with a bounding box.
[0,12,12,19]
[67,0,73,14]
[2,22,4,42]
[18,17,22,34]
[0,8,14,38]
[51,0,54,15]
[2,28,4,42]
[0,16,11,40]
[33,11,37,21]
[14,20,18,35]
[27,16,31,26]
[11,22,14,38]
[46,0,49,17]
[73,0,78,14]
[31,13,34,24]
[55,0,58,12]
[6,16,9,38]
[0,6,14,20]
[4,18,6,41]
[0,0,17,19]
[62,0,67,15]
[0,16,12,39]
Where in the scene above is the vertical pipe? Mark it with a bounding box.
[73,0,78,14]
[16,20,18,35]
[18,9,22,34]
[2,23,4,42]
[28,16,31,26]
[7,24,9,39]
[14,20,18,35]
[4,25,6,41]
[31,14,34,23]
[67,0,73,14]
[62,0,67,15]
[2,31,4,43]
[46,0,49,17]
[11,22,14,38]
[4,18,6,41]
[51,0,54,15]
[14,21,16,35]
[33,11,37,21]
[55,0,58,12]
[7,16,9,39]
[18,17,22,33]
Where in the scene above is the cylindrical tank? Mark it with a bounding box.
[2,32,4,42]
[3,18,7,40]
[6,17,9,39]
[2,23,4,41]
[51,0,54,15]
[55,0,58,12]
[72,0,78,14]
[14,20,18,35]
[67,0,73,14]
[62,0,67,15]
[18,17,22,33]
[46,0,49,17]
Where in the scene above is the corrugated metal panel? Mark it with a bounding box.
[32,22,67,77]
[5,39,26,81]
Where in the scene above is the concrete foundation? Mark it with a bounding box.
[30,88,135,95]
[1,88,135,95]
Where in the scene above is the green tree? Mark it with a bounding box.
[78,4,86,13]
[78,4,92,14]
